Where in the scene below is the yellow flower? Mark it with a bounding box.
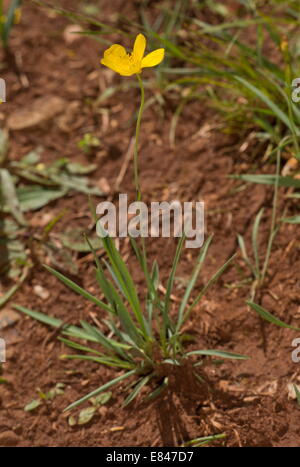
[101,33,164,76]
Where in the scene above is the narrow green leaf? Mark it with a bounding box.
[184,254,236,323]
[144,377,168,402]
[247,301,300,331]
[187,349,249,359]
[57,337,105,356]
[231,174,300,188]
[252,208,264,277]
[43,265,114,314]
[123,374,152,407]
[237,234,256,277]
[177,235,213,331]
[282,216,300,224]
[183,433,226,447]
[64,369,136,412]
[14,304,62,328]
[234,76,295,132]
[61,354,132,370]
[13,305,114,345]
[163,235,186,333]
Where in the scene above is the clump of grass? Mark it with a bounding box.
[15,231,247,411]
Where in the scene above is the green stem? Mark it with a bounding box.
[134,74,145,202]
[132,74,153,331]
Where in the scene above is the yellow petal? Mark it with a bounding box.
[101,57,124,74]
[101,44,132,75]
[117,63,140,76]
[103,44,127,60]
[101,56,140,76]
[141,48,165,68]
[133,33,146,62]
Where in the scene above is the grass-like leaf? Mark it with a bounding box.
[247,301,300,331]
[183,254,236,323]
[123,374,152,407]
[176,235,213,331]
[43,264,114,314]
[187,349,249,360]
[252,208,264,278]
[64,369,136,412]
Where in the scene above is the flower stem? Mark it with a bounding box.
[134,74,145,201]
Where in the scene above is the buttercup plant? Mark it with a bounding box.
[102,33,164,201]
[16,34,248,413]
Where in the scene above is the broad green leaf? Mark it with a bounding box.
[78,407,96,425]
[20,148,42,165]
[92,392,112,406]
[59,230,100,252]
[66,162,97,175]
[0,169,26,226]
[17,186,67,212]
[24,399,42,412]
